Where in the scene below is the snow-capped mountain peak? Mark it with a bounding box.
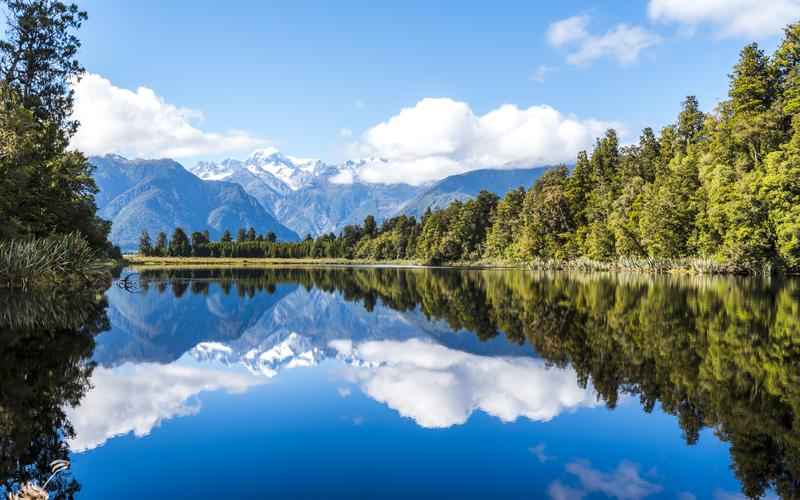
[190,149,340,192]
[191,332,325,378]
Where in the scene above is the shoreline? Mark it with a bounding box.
[122,255,795,275]
[122,255,521,270]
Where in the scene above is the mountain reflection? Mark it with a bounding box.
[0,287,109,499]
[103,267,800,499]
[4,268,800,499]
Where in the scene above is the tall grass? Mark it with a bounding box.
[526,256,774,275]
[0,233,105,289]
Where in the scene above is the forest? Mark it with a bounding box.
[143,23,800,273]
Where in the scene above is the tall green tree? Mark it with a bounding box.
[138,230,152,256]
[169,227,190,257]
[154,231,167,256]
[0,0,111,251]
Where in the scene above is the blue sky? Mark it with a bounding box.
[67,0,796,182]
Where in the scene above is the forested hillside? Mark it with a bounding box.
[144,23,800,273]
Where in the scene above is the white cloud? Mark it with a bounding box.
[66,362,263,452]
[648,0,800,38]
[548,461,662,500]
[331,338,598,428]
[339,128,353,138]
[71,73,268,159]
[351,97,617,185]
[547,15,590,46]
[531,64,557,83]
[546,16,661,66]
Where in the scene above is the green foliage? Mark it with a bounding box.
[138,230,152,256]
[168,227,191,257]
[154,231,167,256]
[0,232,104,288]
[0,0,113,256]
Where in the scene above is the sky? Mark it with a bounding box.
[61,0,799,184]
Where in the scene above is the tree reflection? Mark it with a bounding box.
[138,267,800,498]
[0,288,109,499]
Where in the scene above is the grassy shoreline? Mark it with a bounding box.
[122,254,791,275]
[123,254,516,269]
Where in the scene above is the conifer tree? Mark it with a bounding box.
[138,230,152,256]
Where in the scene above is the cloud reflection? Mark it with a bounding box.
[67,363,263,452]
[548,460,662,500]
[330,338,598,428]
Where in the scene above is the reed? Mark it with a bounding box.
[0,233,105,289]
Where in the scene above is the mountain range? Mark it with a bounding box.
[91,149,550,250]
[91,155,299,250]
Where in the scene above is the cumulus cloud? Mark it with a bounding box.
[648,0,800,38]
[330,338,598,428]
[548,461,662,500]
[547,16,661,66]
[66,362,263,452]
[71,73,268,159]
[351,97,617,185]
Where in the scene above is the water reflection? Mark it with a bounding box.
[0,288,108,499]
[115,268,799,499]
[66,363,262,452]
[3,267,800,499]
[331,339,597,428]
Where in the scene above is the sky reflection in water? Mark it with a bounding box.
[19,268,796,499]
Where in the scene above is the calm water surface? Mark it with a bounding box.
[2,267,799,499]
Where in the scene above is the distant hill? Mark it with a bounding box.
[91,155,300,251]
[397,167,551,219]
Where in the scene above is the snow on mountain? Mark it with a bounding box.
[192,332,324,378]
[186,149,548,238]
[189,148,340,193]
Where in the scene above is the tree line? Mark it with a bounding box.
[141,22,800,273]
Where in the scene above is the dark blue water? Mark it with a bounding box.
[4,268,795,499]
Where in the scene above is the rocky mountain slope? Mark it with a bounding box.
[91,155,300,250]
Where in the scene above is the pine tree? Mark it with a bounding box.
[221,229,232,243]
[236,228,246,243]
[246,227,256,241]
[677,96,705,149]
[169,227,191,257]
[138,230,152,256]
[154,231,167,256]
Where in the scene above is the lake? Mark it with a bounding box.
[2,267,799,499]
